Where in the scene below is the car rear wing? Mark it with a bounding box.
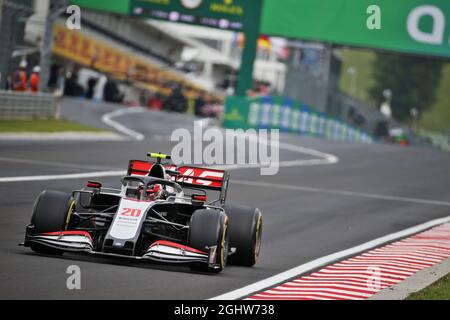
[175,166,230,204]
[127,160,230,204]
[128,160,153,176]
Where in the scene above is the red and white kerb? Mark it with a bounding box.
[248,223,450,300]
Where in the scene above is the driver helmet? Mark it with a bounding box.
[144,184,164,201]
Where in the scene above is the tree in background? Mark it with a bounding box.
[369,53,444,122]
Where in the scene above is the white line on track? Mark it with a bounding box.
[101,108,145,141]
[210,215,450,300]
[0,156,119,171]
[232,179,450,207]
[103,112,339,168]
[162,125,338,171]
[105,108,340,167]
[1,170,450,209]
[0,171,126,183]
[0,126,340,181]
[213,141,339,171]
[0,132,126,141]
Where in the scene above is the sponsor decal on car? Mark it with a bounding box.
[109,199,152,240]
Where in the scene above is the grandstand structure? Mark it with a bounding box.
[150,21,287,95]
[16,1,285,101]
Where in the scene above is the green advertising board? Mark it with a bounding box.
[130,0,260,32]
[70,0,260,32]
[71,0,450,60]
[70,0,130,15]
[261,0,450,58]
[70,0,450,106]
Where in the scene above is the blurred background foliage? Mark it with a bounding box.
[339,48,450,132]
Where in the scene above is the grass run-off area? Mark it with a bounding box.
[407,273,450,300]
[0,119,104,133]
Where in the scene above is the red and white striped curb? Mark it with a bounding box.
[248,223,450,300]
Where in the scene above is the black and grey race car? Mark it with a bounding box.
[23,153,263,273]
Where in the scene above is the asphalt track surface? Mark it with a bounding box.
[0,98,449,299]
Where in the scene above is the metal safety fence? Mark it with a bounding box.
[0,90,58,119]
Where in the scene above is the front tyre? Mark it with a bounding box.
[29,190,74,255]
[188,209,229,273]
[223,205,262,267]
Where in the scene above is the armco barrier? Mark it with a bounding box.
[223,96,373,143]
[0,90,58,119]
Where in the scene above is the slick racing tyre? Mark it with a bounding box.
[188,209,229,273]
[30,190,74,255]
[223,205,262,267]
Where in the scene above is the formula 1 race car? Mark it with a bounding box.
[23,153,262,273]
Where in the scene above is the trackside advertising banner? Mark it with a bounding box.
[69,0,130,14]
[70,1,450,58]
[261,0,450,58]
[223,96,373,144]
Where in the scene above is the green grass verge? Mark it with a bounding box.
[407,273,450,300]
[337,47,377,104]
[420,64,450,132]
[0,119,104,133]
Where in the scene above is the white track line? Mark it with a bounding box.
[0,132,126,141]
[213,144,338,170]
[1,171,450,209]
[101,108,145,141]
[214,159,335,171]
[0,156,119,171]
[277,141,339,165]
[0,171,126,183]
[100,108,338,167]
[104,109,339,167]
[232,180,450,207]
[210,215,450,300]
[0,131,340,182]
[212,130,339,170]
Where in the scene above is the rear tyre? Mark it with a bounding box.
[30,190,74,255]
[223,205,262,267]
[188,209,229,273]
